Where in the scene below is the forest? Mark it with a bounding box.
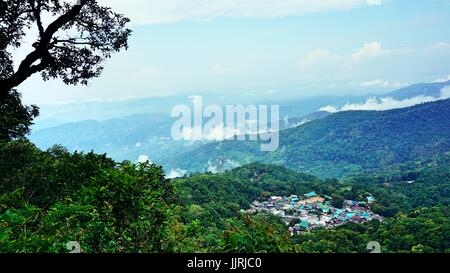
[1,138,449,253]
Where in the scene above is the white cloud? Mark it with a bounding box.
[299,49,343,67]
[441,86,450,98]
[359,79,407,89]
[366,0,382,6]
[167,169,188,179]
[298,42,414,80]
[351,42,413,62]
[428,42,450,51]
[434,74,450,83]
[137,154,152,163]
[206,159,241,173]
[319,105,339,113]
[300,42,413,68]
[351,41,385,61]
[319,85,450,112]
[98,0,381,25]
[207,161,219,173]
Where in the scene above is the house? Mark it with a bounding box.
[318,203,330,213]
[346,213,356,218]
[299,220,310,229]
[304,192,318,198]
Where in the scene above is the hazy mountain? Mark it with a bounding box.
[32,81,449,131]
[384,80,450,100]
[281,111,332,129]
[32,96,192,130]
[29,113,202,165]
[169,99,450,179]
[30,81,450,173]
[272,95,371,119]
[29,108,328,167]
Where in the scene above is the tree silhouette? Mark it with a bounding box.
[0,89,39,140]
[0,0,131,99]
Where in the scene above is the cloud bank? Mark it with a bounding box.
[434,74,450,83]
[320,86,450,113]
[167,169,188,179]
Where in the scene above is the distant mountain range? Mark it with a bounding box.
[29,81,450,177]
[30,112,204,165]
[32,80,450,131]
[29,109,327,166]
[383,80,450,100]
[169,98,450,178]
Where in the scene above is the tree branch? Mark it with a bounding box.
[30,0,44,36]
[0,0,90,98]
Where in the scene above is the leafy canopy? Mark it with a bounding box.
[0,0,131,140]
[0,90,39,141]
[0,0,131,97]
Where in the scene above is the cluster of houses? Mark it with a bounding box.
[246,192,383,235]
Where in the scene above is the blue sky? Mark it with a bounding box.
[19,0,450,105]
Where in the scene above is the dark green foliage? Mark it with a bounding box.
[0,90,39,141]
[1,142,449,253]
[345,154,450,216]
[292,207,450,253]
[0,141,174,253]
[0,0,131,97]
[0,141,115,208]
[171,161,450,253]
[221,214,292,253]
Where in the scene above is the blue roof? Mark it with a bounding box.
[300,221,310,228]
[304,192,317,198]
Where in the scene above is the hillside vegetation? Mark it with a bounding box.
[171,99,450,178]
[1,140,449,253]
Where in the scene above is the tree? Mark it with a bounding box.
[0,90,39,141]
[0,0,131,99]
[0,144,176,253]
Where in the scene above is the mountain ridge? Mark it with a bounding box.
[170,98,450,178]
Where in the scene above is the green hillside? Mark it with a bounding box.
[1,140,449,253]
[171,99,450,178]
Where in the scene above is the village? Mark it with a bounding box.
[246,192,383,235]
